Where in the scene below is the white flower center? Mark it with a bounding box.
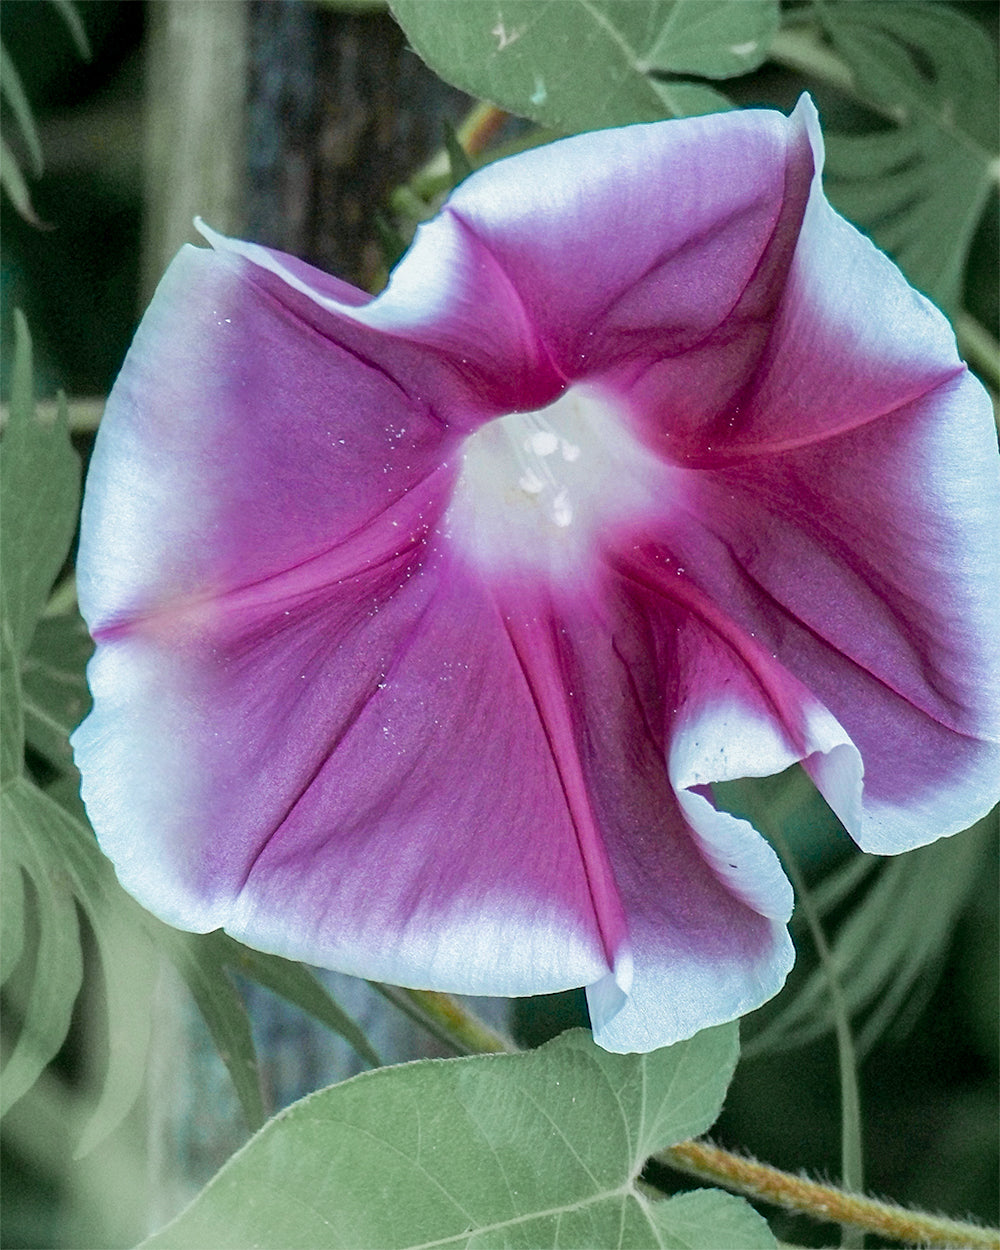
[444,384,677,582]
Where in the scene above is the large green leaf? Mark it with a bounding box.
[644,0,778,79]
[390,0,740,133]
[142,1023,774,1249]
[816,1,999,313]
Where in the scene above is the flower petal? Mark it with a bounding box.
[198,218,563,420]
[75,543,636,995]
[443,98,814,388]
[661,370,1000,852]
[76,244,462,630]
[512,571,800,1052]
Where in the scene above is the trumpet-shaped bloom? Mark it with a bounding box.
[72,97,1000,1053]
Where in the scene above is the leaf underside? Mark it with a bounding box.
[142,1023,775,1250]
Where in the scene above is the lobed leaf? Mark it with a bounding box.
[0,776,159,1149]
[816,1,999,313]
[141,1022,774,1249]
[1,781,86,1115]
[389,0,737,134]
[0,316,81,658]
[0,40,44,176]
[21,611,94,769]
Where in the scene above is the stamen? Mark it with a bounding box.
[446,383,678,581]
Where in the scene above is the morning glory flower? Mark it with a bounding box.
[72,96,1000,1053]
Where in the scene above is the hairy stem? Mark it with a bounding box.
[662,1140,1000,1250]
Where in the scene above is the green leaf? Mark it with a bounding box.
[0,40,44,176]
[389,0,734,133]
[142,1023,774,1250]
[0,318,81,658]
[644,0,779,78]
[1,782,86,1114]
[647,1188,779,1248]
[0,134,41,223]
[0,822,26,983]
[157,929,267,1134]
[0,615,24,786]
[0,776,159,1153]
[50,0,91,60]
[22,611,94,769]
[817,1,999,313]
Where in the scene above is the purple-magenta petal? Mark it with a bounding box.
[198,217,563,419]
[73,95,1000,1054]
[77,547,623,995]
[669,368,1000,854]
[445,98,814,388]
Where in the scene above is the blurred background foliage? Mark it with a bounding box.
[1,2,997,1247]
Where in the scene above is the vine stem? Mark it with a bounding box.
[661,1140,1000,1250]
[370,984,514,1056]
[389,987,1000,1249]
[765,823,864,1250]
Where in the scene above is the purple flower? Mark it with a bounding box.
[72,97,1000,1053]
